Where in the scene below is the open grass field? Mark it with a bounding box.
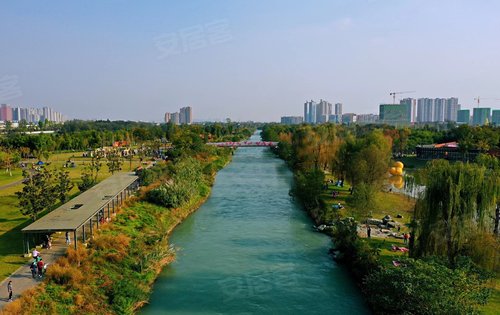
[0,151,144,282]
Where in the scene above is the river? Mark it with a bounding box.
[141,133,369,315]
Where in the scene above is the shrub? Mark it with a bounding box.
[45,264,84,287]
[363,258,491,315]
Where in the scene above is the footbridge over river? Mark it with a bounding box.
[206,141,278,148]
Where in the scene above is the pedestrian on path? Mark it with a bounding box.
[7,281,12,302]
[32,248,39,259]
[367,225,372,238]
[37,259,44,278]
[65,231,71,245]
[30,261,37,278]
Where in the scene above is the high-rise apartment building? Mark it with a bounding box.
[473,108,491,126]
[1,105,65,123]
[179,106,192,125]
[400,98,416,123]
[335,103,343,116]
[164,112,171,123]
[165,106,193,125]
[457,109,470,124]
[170,112,180,125]
[491,110,500,126]
[304,99,334,124]
[0,104,13,121]
[417,98,434,123]
[316,99,331,123]
[304,100,317,123]
[433,98,446,122]
[444,97,460,122]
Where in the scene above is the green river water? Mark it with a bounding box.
[141,133,369,315]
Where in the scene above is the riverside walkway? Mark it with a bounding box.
[0,235,67,309]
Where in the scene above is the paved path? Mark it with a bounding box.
[0,235,68,309]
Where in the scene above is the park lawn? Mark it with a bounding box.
[366,237,408,266]
[482,285,500,315]
[0,155,143,282]
[321,177,415,231]
[0,194,31,280]
[0,168,23,186]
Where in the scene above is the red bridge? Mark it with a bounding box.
[206,141,278,147]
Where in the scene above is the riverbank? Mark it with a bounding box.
[140,138,368,314]
[1,150,233,315]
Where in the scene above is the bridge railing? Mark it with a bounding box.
[206,141,278,147]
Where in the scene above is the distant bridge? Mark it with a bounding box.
[206,141,278,148]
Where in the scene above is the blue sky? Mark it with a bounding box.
[1,0,499,121]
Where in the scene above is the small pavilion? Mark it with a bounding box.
[22,172,139,253]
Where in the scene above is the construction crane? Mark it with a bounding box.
[390,91,416,104]
[473,96,500,107]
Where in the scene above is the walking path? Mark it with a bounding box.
[0,179,23,191]
[0,235,67,309]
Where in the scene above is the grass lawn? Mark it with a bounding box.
[321,176,415,231]
[482,286,500,315]
[0,152,144,282]
[366,237,408,266]
[0,168,23,186]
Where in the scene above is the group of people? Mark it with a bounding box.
[30,249,47,279]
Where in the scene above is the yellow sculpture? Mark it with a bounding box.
[389,175,404,189]
[389,162,404,176]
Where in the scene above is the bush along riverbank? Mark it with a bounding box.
[261,124,498,315]
[1,147,233,315]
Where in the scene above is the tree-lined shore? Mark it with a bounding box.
[262,123,500,314]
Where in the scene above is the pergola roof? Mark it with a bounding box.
[22,172,138,233]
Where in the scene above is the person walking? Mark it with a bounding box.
[30,261,37,278]
[7,281,12,302]
[403,233,409,244]
[65,231,71,245]
[37,258,44,278]
[367,225,372,239]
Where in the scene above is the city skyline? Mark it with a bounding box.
[0,104,66,124]
[1,1,500,122]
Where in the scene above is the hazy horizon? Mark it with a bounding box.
[1,0,500,122]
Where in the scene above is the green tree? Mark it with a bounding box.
[106,152,123,174]
[413,160,500,267]
[16,168,56,221]
[78,156,102,192]
[54,169,74,203]
[0,150,20,176]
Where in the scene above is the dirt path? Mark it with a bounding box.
[0,179,23,191]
